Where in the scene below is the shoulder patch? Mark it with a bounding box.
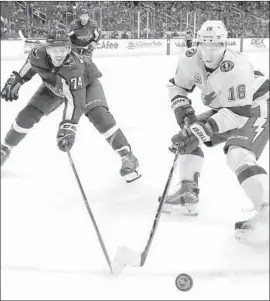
[185,48,197,58]
[220,60,234,72]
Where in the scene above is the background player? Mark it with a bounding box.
[185,29,193,48]
[68,8,101,59]
[1,28,141,183]
[163,20,269,241]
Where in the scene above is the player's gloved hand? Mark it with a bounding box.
[182,103,197,125]
[83,41,97,51]
[1,71,24,102]
[57,121,77,152]
[171,122,213,154]
[171,95,197,128]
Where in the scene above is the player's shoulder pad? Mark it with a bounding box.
[29,45,47,64]
[220,49,252,74]
[61,52,86,73]
[176,47,199,68]
[185,47,198,58]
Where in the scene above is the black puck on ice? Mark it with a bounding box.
[175,273,193,292]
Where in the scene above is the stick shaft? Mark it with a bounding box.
[141,151,179,265]
[66,148,112,272]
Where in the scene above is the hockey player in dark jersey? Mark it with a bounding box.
[185,29,192,48]
[0,28,141,183]
[68,8,101,58]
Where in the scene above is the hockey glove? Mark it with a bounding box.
[1,71,24,102]
[171,122,213,154]
[87,41,97,51]
[171,95,196,128]
[81,41,97,52]
[57,121,77,152]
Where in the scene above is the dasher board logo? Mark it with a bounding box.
[174,40,186,47]
[175,273,193,292]
[251,38,266,48]
[220,60,234,72]
[225,40,237,46]
[127,40,162,50]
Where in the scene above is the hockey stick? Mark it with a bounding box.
[111,150,180,275]
[18,30,43,44]
[18,30,26,41]
[65,147,113,273]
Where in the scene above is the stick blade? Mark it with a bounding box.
[120,245,142,267]
[111,246,127,276]
[112,245,142,276]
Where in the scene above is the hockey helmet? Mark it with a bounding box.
[197,20,228,45]
[46,28,71,47]
[79,8,89,16]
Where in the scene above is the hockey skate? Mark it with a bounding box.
[235,202,269,242]
[1,144,12,167]
[118,147,141,183]
[161,176,199,216]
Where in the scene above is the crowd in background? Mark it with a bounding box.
[1,1,269,40]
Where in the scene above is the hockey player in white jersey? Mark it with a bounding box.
[164,20,269,241]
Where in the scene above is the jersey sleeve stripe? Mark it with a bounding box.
[62,78,75,121]
[225,105,252,117]
[19,59,32,78]
[169,78,196,92]
[93,28,100,40]
[253,79,270,101]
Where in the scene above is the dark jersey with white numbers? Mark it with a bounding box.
[18,46,102,123]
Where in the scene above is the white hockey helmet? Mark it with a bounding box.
[197,20,228,45]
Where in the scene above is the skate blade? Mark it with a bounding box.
[235,223,269,244]
[124,171,142,183]
[161,203,198,216]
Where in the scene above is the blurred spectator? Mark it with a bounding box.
[110,30,119,39]
[1,1,269,40]
[121,29,129,39]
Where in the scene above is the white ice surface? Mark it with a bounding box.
[1,52,269,300]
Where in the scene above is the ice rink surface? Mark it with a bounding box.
[1,51,269,300]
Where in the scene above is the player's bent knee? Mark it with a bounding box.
[226,146,257,174]
[15,104,44,130]
[87,106,116,133]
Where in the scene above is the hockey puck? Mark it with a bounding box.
[175,273,193,292]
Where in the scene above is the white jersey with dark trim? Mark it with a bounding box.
[169,47,269,118]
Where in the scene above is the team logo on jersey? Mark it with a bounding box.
[185,48,197,57]
[220,60,234,72]
[194,74,202,84]
[77,31,93,41]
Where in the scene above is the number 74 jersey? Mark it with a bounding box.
[170,47,269,119]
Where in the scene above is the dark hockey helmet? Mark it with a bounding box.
[46,28,71,47]
[79,8,89,16]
